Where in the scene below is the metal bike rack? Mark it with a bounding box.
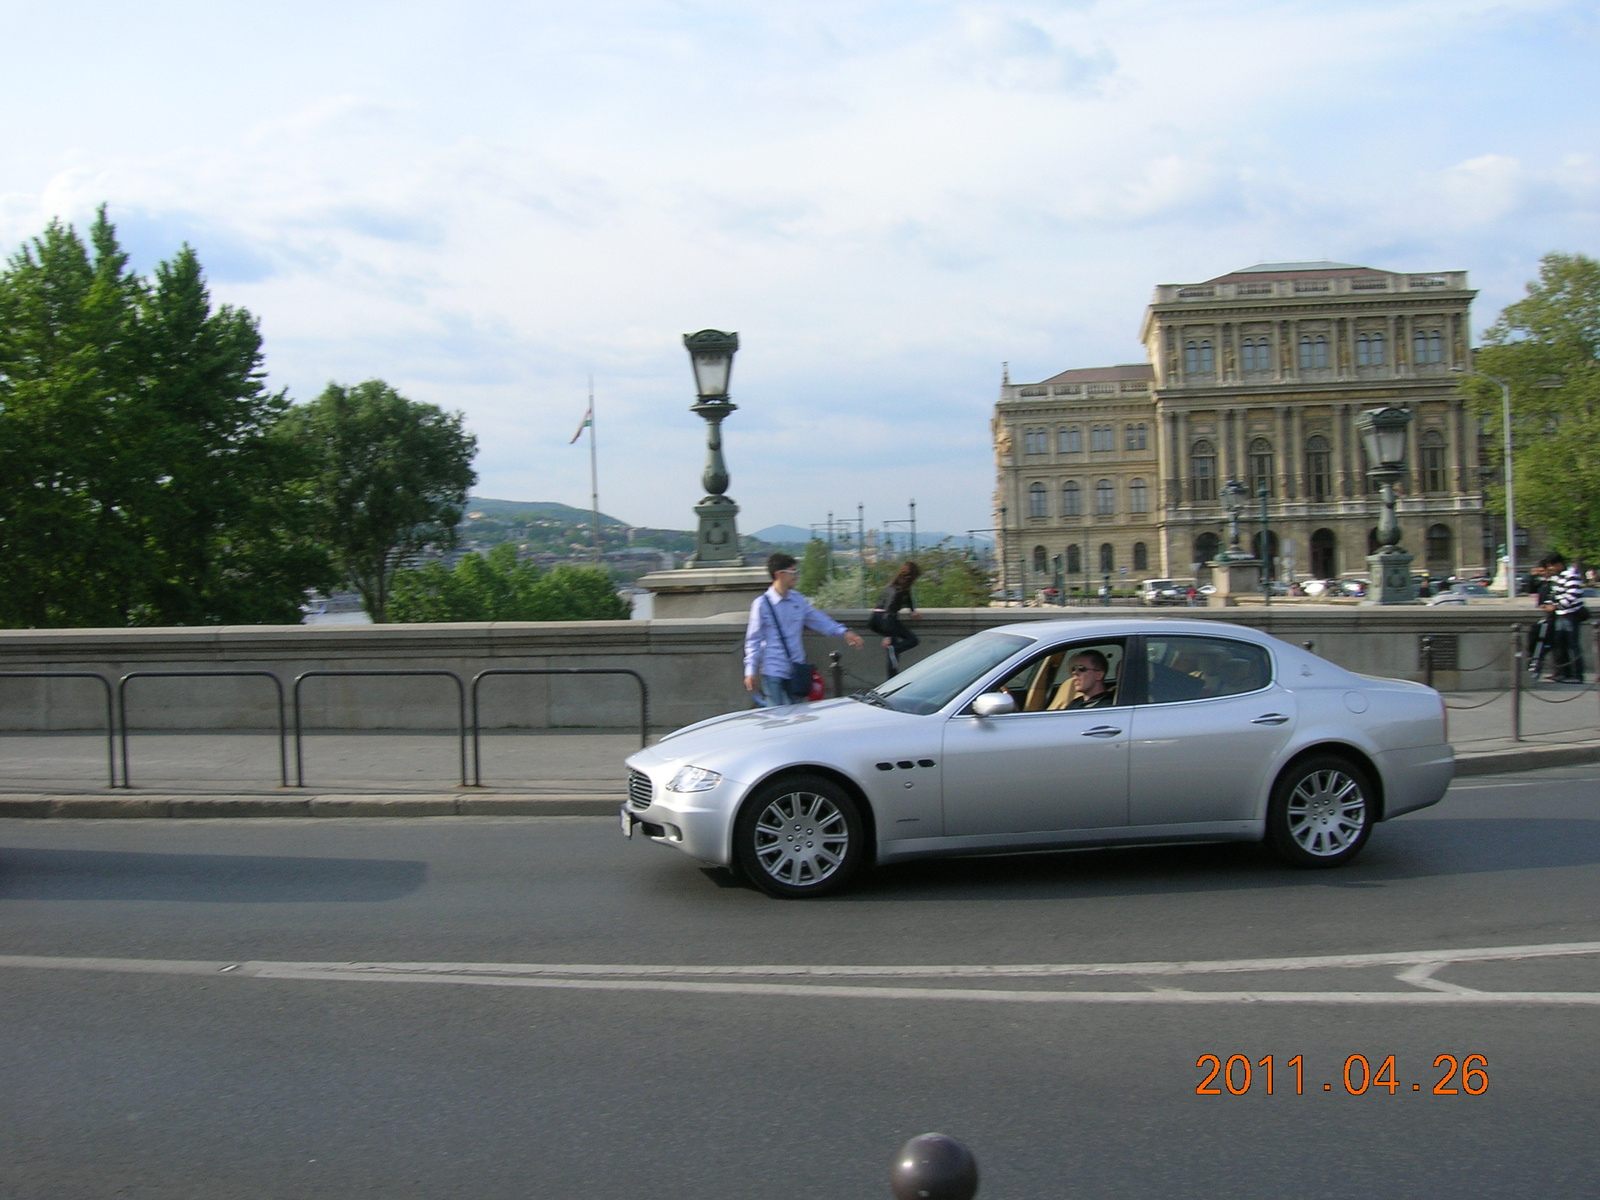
[0,671,117,788]
[118,670,288,789]
[469,667,649,787]
[293,670,467,788]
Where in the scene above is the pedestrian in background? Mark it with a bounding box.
[870,562,921,675]
[1544,552,1587,683]
[744,553,863,707]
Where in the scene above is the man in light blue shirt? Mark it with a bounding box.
[744,553,864,707]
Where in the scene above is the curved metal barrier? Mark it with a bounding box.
[118,670,288,789]
[294,670,467,787]
[0,671,117,788]
[469,668,648,787]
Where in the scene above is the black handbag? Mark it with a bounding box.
[764,595,819,701]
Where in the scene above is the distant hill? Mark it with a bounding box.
[750,524,812,544]
[464,497,628,526]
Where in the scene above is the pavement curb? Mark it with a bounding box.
[1454,743,1600,776]
[0,793,620,818]
[2,744,1598,818]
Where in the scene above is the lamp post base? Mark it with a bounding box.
[1205,556,1261,607]
[1363,550,1416,605]
[691,495,744,568]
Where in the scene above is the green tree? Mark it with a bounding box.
[283,380,478,622]
[1470,252,1600,564]
[388,543,628,622]
[797,537,830,594]
[810,542,992,609]
[0,209,329,626]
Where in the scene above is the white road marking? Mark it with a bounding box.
[2,941,1598,1004]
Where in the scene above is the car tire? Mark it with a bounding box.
[733,774,867,898]
[1265,754,1374,869]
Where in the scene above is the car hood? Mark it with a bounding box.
[646,697,922,772]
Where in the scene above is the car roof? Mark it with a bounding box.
[987,617,1276,645]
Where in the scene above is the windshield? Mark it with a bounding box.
[865,632,1032,715]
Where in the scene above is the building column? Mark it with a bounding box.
[1404,409,1420,495]
[1162,410,1179,509]
[1451,398,1468,494]
[1277,406,1293,499]
[1333,403,1350,499]
[1291,405,1305,498]
[1175,410,1189,505]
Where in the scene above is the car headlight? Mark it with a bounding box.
[666,765,723,793]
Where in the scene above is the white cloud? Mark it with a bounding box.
[0,0,1593,533]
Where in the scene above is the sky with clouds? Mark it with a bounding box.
[2,0,1596,537]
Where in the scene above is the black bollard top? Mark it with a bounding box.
[890,1133,979,1200]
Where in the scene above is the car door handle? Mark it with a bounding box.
[1252,713,1290,725]
[1081,725,1122,738]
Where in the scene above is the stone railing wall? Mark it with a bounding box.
[0,606,1531,731]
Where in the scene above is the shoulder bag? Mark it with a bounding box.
[763,595,824,701]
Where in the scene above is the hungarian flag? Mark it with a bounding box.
[569,404,593,444]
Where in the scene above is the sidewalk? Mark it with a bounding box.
[2,688,1598,818]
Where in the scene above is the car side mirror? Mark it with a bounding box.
[972,692,1017,718]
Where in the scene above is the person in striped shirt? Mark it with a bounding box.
[1541,552,1587,684]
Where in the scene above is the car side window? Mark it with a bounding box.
[1143,636,1272,704]
[988,641,1127,712]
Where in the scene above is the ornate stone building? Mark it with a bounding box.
[993,261,1486,594]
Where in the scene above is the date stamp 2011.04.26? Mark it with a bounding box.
[1196,1054,1488,1096]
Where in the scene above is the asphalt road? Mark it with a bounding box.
[4,766,1600,1199]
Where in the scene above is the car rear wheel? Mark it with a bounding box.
[1266,755,1374,868]
[733,774,867,898]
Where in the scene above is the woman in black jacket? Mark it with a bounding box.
[871,562,921,674]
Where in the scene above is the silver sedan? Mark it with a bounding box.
[621,619,1453,897]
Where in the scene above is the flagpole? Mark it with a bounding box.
[588,375,601,565]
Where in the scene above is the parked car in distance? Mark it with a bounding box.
[1140,579,1187,605]
[622,619,1454,897]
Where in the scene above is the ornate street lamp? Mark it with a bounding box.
[1357,404,1416,604]
[682,329,743,567]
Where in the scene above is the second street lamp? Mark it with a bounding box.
[1356,404,1416,605]
[1453,365,1517,598]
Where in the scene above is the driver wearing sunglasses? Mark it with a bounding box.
[1048,649,1116,710]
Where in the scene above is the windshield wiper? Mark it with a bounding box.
[852,689,889,707]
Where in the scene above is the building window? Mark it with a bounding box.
[1356,332,1386,367]
[1066,544,1081,574]
[1125,423,1147,451]
[1241,337,1257,373]
[1029,482,1047,518]
[1194,532,1220,566]
[1059,426,1081,454]
[1090,424,1115,452]
[1305,435,1332,500]
[1096,479,1115,515]
[1133,542,1148,572]
[1023,427,1047,455]
[1183,340,1215,376]
[1033,545,1048,574]
[1421,430,1448,493]
[1426,524,1453,570]
[1129,478,1148,513]
[1099,543,1115,573]
[1298,334,1329,370]
[1190,439,1216,501]
[1061,480,1081,516]
[1414,329,1445,364]
[1248,438,1274,497]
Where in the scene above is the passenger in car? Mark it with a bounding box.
[1049,650,1117,709]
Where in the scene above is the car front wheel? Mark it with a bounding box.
[733,774,867,898]
[1266,755,1374,868]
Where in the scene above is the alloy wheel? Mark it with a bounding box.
[1285,768,1367,857]
[752,790,850,887]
